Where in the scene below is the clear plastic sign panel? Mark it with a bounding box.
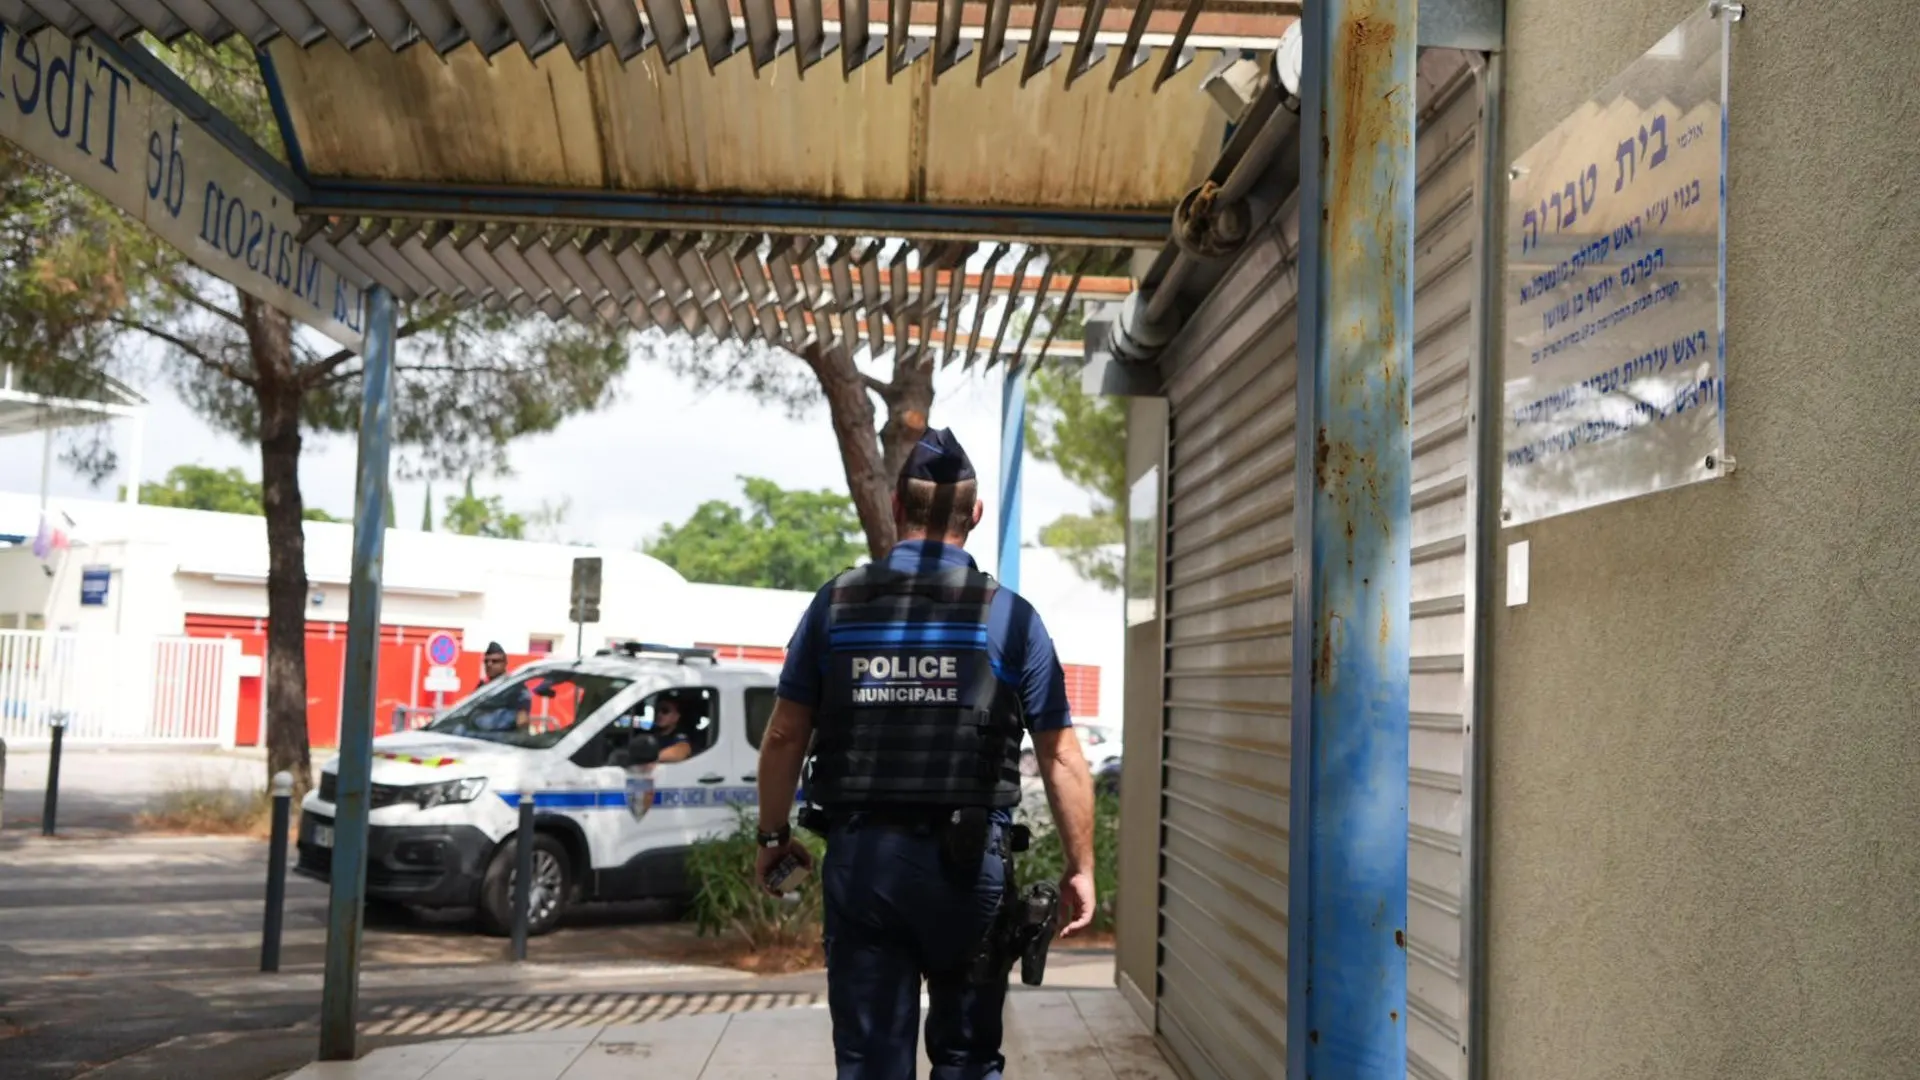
[1502,3,1735,525]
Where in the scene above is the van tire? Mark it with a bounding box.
[478,832,571,938]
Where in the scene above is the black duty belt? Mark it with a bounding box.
[807,805,1030,856]
[829,806,962,831]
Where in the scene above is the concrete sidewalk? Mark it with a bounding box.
[284,990,1171,1080]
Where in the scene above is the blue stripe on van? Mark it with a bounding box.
[494,788,767,810]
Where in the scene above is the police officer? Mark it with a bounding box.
[753,428,1096,1080]
[478,642,510,689]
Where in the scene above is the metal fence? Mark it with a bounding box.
[0,630,236,744]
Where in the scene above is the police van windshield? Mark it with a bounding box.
[425,669,632,749]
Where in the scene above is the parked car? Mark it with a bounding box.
[296,642,775,937]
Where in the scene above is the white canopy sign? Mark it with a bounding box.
[0,27,366,351]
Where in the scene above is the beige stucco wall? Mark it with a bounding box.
[1489,2,1920,1078]
[1116,393,1168,1022]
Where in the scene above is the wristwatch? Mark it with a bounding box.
[756,825,791,849]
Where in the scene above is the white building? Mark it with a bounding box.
[0,492,1121,747]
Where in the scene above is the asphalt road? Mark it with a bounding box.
[0,831,742,1076]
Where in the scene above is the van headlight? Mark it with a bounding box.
[406,777,488,809]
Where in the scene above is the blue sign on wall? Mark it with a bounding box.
[80,565,111,607]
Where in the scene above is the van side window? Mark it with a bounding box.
[642,687,719,763]
[745,687,776,749]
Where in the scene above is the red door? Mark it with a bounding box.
[186,615,548,748]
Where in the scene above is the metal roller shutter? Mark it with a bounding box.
[1156,205,1303,1080]
[1151,51,1484,1080]
[1404,55,1481,1080]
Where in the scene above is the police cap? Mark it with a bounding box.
[901,428,976,485]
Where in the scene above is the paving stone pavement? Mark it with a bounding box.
[281,990,1174,1080]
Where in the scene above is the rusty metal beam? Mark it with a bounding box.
[1286,0,1414,1077]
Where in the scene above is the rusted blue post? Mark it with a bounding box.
[1287,0,1414,1076]
[319,285,395,1062]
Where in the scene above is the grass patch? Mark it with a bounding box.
[135,786,274,837]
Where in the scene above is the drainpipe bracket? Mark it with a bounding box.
[1172,181,1252,261]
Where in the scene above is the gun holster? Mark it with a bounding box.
[965,861,1061,987]
[796,803,831,839]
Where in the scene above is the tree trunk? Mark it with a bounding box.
[244,298,314,801]
[800,343,897,561]
[877,353,935,486]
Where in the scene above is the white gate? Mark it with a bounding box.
[0,630,238,745]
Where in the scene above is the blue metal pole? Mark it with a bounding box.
[1287,0,1415,1076]
[318,285,397,1062]
[997,360,1026,593]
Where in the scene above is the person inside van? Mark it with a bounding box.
[479,642,510,689]
[649,692,699,763]
[471,677,533,732]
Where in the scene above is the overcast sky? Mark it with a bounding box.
[0,338,1093,576]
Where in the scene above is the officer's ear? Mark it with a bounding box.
[969,499,984,530]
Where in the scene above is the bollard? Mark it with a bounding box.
[261,771,294,972]
[41,713,66,837]
[510,798,534,962]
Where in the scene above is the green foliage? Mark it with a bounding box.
[644,477,865,591]
[144,37,286,157]
[132,464,339,521]
[1014,790,1122,934]
[1025,362,1127,591]
[442,476,527,539]
[1038,513,1126,591]
[684,794,1121,951]
[684,808,829,950]
[0,37,632,487]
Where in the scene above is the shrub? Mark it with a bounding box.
[135,786,273,836]
[683,807,829,952]
[1014,790,1121,934]
[686,791,1125,949]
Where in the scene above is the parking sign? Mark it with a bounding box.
[427,632,459,667]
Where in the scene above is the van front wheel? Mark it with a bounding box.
[479,832,571,937]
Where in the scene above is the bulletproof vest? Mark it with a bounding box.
[809,561,1026,809]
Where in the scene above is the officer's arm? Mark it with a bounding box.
[756,698,814,832]
[1032,728,1095,877]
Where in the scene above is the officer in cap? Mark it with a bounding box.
[754,428,1096,1079]
[479,642,510,689]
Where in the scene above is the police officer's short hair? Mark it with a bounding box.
[896,428,978,537]
[897,475,978,537]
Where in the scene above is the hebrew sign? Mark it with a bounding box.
[1502,4,1732,525]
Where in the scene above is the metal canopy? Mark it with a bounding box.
[0,364,146,437]
[0,0,1293,82]
[307,214,1127,364]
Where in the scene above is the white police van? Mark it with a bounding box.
[295,642,776,936]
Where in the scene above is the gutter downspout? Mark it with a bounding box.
[1109,79,1304,370]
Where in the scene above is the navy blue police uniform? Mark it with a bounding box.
[777,429,1073,1080]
